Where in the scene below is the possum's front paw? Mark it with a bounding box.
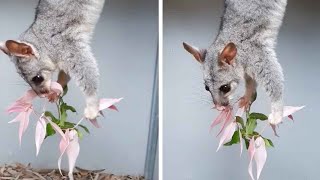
[238,95,250,109]
[269,101,283,125]
[269,110,283,125]
[47,93,59,102]
[84,105,99,120]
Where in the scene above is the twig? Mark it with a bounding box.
[26,170,46,180]
[93,173,99,180]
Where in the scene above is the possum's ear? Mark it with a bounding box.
[219,43,237,66]
[183,42,206,63]
[0,42,9,55]
[2,40,35,58]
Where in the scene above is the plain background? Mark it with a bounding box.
[164,0,320,179]
[0,0,158,176]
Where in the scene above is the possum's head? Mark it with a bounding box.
[0,40,55,97]
[183,42,242,107]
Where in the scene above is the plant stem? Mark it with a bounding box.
[57,100,61,120]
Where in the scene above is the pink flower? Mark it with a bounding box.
[88,98,123,128]
[35,116,46,156]
[270,106,304,136]
[7,82,63,146]
[8,82,121,180]
[212,106,245,153]
[6,90,37,145]
[248,137,267,180]
[46,82,63,102]
[216,121,237,152]
[35,113,65,156]
[58,129,80,180]
[210,106,233,136]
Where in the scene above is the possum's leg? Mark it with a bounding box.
[65,49,100,120]
[239,74,257,109]
[57,70,70,88]
[255,51,284,125]
[48,70,71,102]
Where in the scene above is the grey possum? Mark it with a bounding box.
[183,0,287,124]
[0,0,105,120]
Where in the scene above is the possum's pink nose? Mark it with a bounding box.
[214,104,224,111]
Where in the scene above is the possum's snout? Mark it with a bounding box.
[212,95,230,107]
[221,101,229,106]
[39,89,49,94]
[33,86,51,97]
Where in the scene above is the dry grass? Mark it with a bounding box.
[0,163,144,180]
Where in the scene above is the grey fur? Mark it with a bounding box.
[185,0,287,124]
[0,0,105,119]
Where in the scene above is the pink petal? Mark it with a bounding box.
[6,89,36,114]
[6,103,31,114]
[108,105,119,111]
[45,116,66,140]
[248,137,256,180]
[210,110,227,130]
[239,128,243,156]
[23,108,32,133]
[217,109,233,137]
[35,117,47,156]
[254,137,267,180]
[50,82,63,95]
[19,112,27,146]
[216,122,236,152]
[8,111,24,124]
[58,129,70,175]
[17,90,37,103]
[66,130,80,179]
[89,119,101,128]
[8,112,25,145]
[283,106,304,118]
[235,107,245,117]
[9,108,32,146]
[99,98,123,111]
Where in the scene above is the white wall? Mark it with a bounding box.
[164,0,320,179]
[0,0,158,176]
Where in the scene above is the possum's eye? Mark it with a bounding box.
[219,84,231,93]
[32,74,44,85]
[205,85,210,91]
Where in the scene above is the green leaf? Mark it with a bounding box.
[236,116,245,129]
[251,91,257,103]
[224,131,240,146]
[60,111,67,126]
[264,138,274,148]
[77,130,83,139]
[245,138,250,149]
[246,118,257,135]
[44,111,58,123]
[59,102,69,126]
[46,123,56,137]
[63,85,68,97]
[60,122,75,129]
[250,113,268,121]
[78,124,90,134]
[64,104,76,113]
[60,102,77,114]
[252,131,260,136]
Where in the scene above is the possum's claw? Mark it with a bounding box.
[84,105,99,120]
